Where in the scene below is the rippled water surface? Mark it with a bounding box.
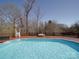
[0,38,79,59]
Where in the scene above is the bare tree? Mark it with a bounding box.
[45,20,58,35]
[35,7,41,34]
[23,0,36,35]
[33,6,44,35]
[39,21,45,34]
[0,9,5,34]
[0,4,22,36]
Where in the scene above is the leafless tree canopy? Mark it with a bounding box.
[0,4,23,36]
[0,1,79,37]
[23,0,36,34]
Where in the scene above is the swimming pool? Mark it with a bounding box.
[0,38,79,59]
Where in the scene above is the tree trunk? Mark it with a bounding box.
[25,15,28,35]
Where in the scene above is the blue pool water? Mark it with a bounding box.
[0,38,79,59]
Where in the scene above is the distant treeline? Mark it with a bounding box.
[0,2,79,38]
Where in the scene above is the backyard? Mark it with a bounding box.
[0,0,79,59]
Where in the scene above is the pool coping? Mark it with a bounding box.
[11,36,79,43]
[0,36,79,43]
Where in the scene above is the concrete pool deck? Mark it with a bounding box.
[0,36,79,43]
[10,36,79,43]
